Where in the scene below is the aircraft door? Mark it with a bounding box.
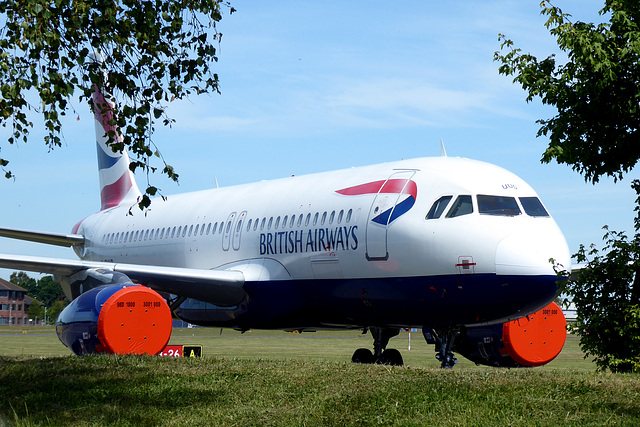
[222,212,237,251]
[365,171,416,261]
[232,211,247,251]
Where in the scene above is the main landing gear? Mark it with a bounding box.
[351,327,404,366]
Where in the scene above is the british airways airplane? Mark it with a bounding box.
[0,84,570,368]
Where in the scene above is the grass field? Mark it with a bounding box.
[0,325,592,370]
[1,326,639,426]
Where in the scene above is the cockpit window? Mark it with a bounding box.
[426,195,452,219]
[477,195,521,216]
[519,197,550,217]
[446,195,473,218]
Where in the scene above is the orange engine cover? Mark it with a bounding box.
[97,286,173,355]
[502,301,567,367]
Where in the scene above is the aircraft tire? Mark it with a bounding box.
[352,348,375,364]
[381,348,404,366]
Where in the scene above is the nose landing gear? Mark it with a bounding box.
[351,327,404,366]
[424,327,460,369]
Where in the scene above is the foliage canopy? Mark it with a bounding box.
[0,0,233,207]
[495,0,640,184]
[566,225,640,373]
[498,1,640,372]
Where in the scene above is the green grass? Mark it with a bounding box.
[2,327,636,426]
[0,326,593,370]
[1,356,639,426]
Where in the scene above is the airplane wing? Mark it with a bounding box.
[0,227,85,247]
[0,253,246,307]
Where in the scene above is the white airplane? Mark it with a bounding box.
[0,83,571,368]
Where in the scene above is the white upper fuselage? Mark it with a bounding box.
[74,156,570,286]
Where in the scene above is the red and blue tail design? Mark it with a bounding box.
[93,87,142,211]
[336,179,417,224]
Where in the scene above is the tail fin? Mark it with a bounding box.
[92,86,142,211]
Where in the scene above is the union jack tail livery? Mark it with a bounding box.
[92,87,141,211]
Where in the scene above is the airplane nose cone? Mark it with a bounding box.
[495,225,570,276]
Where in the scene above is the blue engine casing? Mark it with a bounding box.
[56,283,138,355]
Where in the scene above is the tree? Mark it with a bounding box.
[10,271,66,307]
[495,0,640,184]
[28,301,44,324]
[0,0,234,208]
[496,1,640,372]
[565,204,640,372]
[35,275,67,307]
[10,271,36,295]
[47,300,67,325]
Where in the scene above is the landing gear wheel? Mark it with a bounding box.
[352,348,374,364]
[432,328,460,369]
[381,348,404,366]
[351,327,405,366]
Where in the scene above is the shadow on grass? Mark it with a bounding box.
[1,356,640,426]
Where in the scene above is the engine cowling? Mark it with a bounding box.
[56,279,172,356]
[453,301,567,367]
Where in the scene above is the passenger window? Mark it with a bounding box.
[261,218,266,230]
[519,197,550,217]
[275,216,281,229]
[426,196,452,219]
[321,212,327,225]
[477,195,521,216]
[254,219,259,231]
[247,219,253,231]
[446,195,473,218]
[313,213,319,226]
[346,209,353,223]
[282,216,288,228]
[329,211,335,224]
[305,213,311,226]
[225,221,232,234]
[290,215,296,228]
[189,225,194,236]
[337,210,344,224]
[206,223,212,235]
[297,215,303,227]
[268,217,273,230]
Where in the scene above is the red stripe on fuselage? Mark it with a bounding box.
[336,179,417,199]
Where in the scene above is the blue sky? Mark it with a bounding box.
[1,0,633,281]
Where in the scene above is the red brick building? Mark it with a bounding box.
[0,278,34,326]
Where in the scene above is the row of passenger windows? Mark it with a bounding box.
[426,195,549,220]
[101,209,355,245]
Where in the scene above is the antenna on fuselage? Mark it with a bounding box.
[440,139,447,157]
[214,177,220,189]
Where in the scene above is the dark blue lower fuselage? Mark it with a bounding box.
[175,273,560,329]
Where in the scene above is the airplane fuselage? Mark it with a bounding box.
[73,156,570,330]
